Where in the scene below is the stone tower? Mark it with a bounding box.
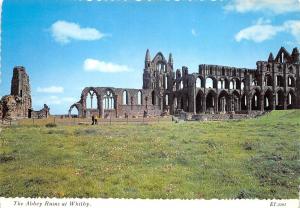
[142,49,174,111]
[10,66,32,118]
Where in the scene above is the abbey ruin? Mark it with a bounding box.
[69,47,300,119]
[0,66,50,120]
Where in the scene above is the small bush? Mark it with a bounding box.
[0,154,15,163]
[236,189,252,199]
[45,123,57,128]
[243,141,254,150]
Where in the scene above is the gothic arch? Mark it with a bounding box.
[263,89,273,111]
[196,90,204,113]
[251,88,261,110]
[218,90,230,112]
[287,89,296,109]
[275,89,284,110]
[206,90,217,113]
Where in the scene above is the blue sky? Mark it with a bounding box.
[1,0,300,114]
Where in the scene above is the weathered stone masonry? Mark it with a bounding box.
[70,47,300,118]
[0,66,50,120]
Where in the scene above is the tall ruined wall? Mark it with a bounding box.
[10,66,32,118]
[1,66,32,120]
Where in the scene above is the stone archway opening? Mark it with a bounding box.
[241,94,247,111]
[264,90,273,111]
[69,105,79,118]
[232,91,240,112]
[275,90,284,110]
[206,91,216,113]
[251,90,261,111]
[86,90,98,109]
[218,91,229,113]
[287,91,296,109]
[196,91,204,113]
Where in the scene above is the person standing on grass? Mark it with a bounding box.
[95,115,98,125]
[92,115,95,125]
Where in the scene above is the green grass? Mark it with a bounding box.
[0,110,299,199]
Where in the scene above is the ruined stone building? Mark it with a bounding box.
[69,47,300,118]
[0,66,50,120]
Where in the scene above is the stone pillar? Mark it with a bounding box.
[99,96,104,118]
[247,95,251,112]
[260,94,264,111]
[193,87,196,114]
[203,94,206,113]
[284,94,287,110]
[272,94,276,110]
[115,95,118,118]
[214,95,218,113]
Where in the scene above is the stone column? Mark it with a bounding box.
[247,95,251,112]
[214,95,218,113]
[284,94,287,110]
[272,94,276,110]
[99,96,104,118]
[115,95,118,118]
[260,94,264,111]
[203,94,206,113]
[193,87,196,114]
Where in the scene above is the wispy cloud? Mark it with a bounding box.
[284,20,300,44]
[225,0,300,14]
[37,86,64,93]
[191,29,198,37]
[235,19,300,43]
[83,58,130,73]
[50,20,105,44]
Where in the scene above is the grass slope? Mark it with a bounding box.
[0,110,299,199]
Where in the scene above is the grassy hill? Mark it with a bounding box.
[0,110,299,199]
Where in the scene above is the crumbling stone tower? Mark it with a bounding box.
[143,49,175,112]
[10,66,32,118]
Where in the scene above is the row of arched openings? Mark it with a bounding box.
[195,77,244,90]
[193,89,296,113]
[122,90,143,105]
[253,75,295,87]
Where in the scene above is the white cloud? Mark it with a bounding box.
[235,24,284,42]
[235,19,300,43]
[225,0,300,14]
[37,86,64,93]
[191,29,198,37]
[83,58,130,73]
[284,20,300,43]
[50,20,105,44]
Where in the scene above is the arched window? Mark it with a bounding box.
[180,80,183,89]
[123,91,128,105]
[86,91,97,109]
[288,77,295,87]
[165,94,169,106]
[70,106,79,117]
[151,91,156,105]
[174,97,177,108]
[196,77,202,88]
[206,77,213,88]
[103,90,114,110]
[218,81,222,89]
[229,81,234,89]
[276,76,284,87]
[137,91,142,105]
[241,81,245,90]
[164,76,168,89]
